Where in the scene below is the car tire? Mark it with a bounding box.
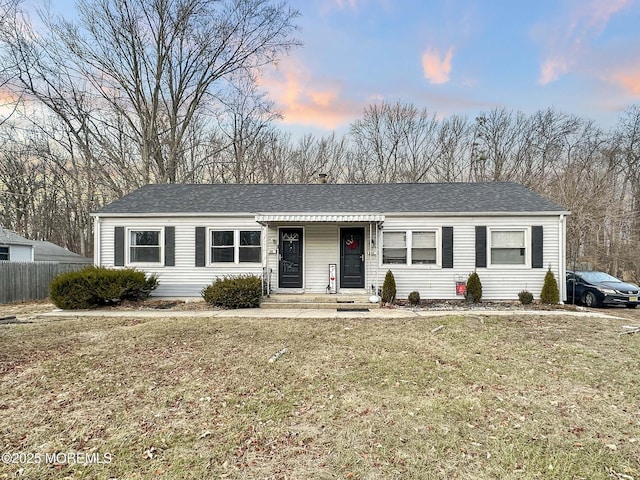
[625,304,637,309]
[583,291,598,307]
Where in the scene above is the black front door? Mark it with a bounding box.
[279,228,303,288]
[340,227,365,288]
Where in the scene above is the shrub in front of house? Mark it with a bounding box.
[408,290,421,306]
[518,290,534,305]
[49,267,158,309]
[540,268,560,304]
[466,272,483,303]
[201,275,262,309]
[381,270,397,304]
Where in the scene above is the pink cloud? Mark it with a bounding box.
[573,0,631,32]
[318,0,364,14]
[609,65,640,95]
[536,0,632,85]
[258,58,363,130]
[539,57,569,85]
[334,0,359,10]
[421,46,454,85]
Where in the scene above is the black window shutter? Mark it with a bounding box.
[114,226,125,266]
[195,227,206,267]
[442,226,453,268]
[532,225,543,268]
[475,226,487,268]
[165,226,175,266]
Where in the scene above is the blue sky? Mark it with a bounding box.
[41,0,640,134]
[259,0,640,134]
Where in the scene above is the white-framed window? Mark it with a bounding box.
[412,231,437,264]
[239,231,261,263]
[490,229,526,265]
[0,246,9,261]
[382,230,438,266]
[382,232,406,264]
[128,229,162,264]
[211,230,234,263]
[210,229,261,264]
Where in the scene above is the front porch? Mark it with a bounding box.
[258,218,384,296]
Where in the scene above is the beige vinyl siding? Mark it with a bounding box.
[304,224,339,293]
[96,213,564,300]
[98,216,263,297]
[376,215,562,301]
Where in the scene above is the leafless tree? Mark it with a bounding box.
[348,101,440,183]
[0,0,300,185]
[0,0,22,125]
[214,74,281,183]
[432,115,472,182]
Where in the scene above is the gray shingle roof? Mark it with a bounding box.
[30,241,93,264]
[0,227,33,246]
[94,182,567,215]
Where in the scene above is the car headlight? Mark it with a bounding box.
[598,287,616,295]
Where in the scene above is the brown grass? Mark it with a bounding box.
[0,310,639,479]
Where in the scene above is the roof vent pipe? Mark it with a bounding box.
[318,173,327,184]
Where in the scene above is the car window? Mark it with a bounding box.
[579,271,621,283]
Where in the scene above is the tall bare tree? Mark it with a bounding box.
[0,0,300,185]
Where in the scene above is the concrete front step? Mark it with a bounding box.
[261,294,379,310]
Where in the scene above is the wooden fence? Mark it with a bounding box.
[0,262,89,304]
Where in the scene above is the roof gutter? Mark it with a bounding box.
[90,210,571,218]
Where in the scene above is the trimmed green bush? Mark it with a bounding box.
[518,290,534,305]
[202,275,262,309]
[466,272,482,303]
[540,268,560,304]
[408,290,421,306]
[49,267,158,309]
[381,270,397,304]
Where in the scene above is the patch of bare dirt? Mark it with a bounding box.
[393,299,580,312]
[106,298,213,311]
[0,300,56,317]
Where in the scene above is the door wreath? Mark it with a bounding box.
[345,235,359,250]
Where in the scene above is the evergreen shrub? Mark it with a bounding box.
[408,290,421,306]
[381,270,397,304]
[49,267,158,309]
[466,272,483,303]
[518,290,534,305]
[540,268,560,304]
[201,275,262,308]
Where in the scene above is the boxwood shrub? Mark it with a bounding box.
[518,290,534,305]
[201,275,262,309]
[408,290,421,306]
[49,266,158,309]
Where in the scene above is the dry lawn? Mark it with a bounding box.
[0,307,639,479]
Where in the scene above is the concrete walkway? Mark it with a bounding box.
[35,307,625,320]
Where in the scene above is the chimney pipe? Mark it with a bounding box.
[318,173,327,184]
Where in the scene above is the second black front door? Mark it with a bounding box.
[340,227,365,288]
[279,228,303,288]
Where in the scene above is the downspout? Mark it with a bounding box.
[94,215,100,267]
[375,221,382,296]
[559,214,566,303]
[263,222,269,297]
[368,222,372,294]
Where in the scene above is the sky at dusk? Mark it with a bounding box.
[258,0,640,135]
[42,0,640,135]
